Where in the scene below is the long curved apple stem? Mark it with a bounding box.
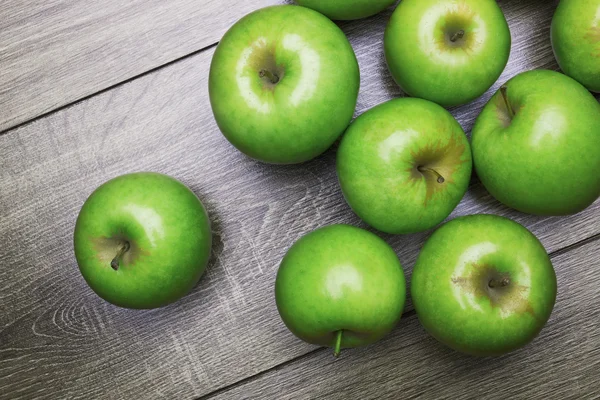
[450,30,465,42]
[110,242,130,271]
[333,330,343,358]
[500,86,515,119]
[488,278,510,288]
[259,69,280,84]
[418,166,445,184]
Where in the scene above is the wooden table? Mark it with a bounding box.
[1,1,599,399]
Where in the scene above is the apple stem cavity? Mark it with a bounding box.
[500,86,515,119]
[333,330,343,358]
[488,278,510,288]
[418,166,445,184]
[450,30,465,42]
[110,241,130,271]
[259,69,280,85]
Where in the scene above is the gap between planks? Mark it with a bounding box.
[0,42,218,137]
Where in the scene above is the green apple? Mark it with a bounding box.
[74,172,212,309]
[412,214,557,356]
[551,0,600,92]
[275,224,406,356]
[472,69,600,215]
[209,5,360,164]
[384,0,511,107]
[337,98,472,235]
[294,0,396,20]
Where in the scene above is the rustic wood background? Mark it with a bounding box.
[1,0,598,399]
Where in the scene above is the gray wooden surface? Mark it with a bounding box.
[0,0,277,133]
[0,0,599,399]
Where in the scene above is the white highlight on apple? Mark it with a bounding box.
[452,241,498,313]
[377,129,420,163]
[324,264,363,300]
[282,33,320,107]
[123,203,165,246]
[529,107,567,148]
[235,37,271,114]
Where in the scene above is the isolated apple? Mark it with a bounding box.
[295,0,396,20]
[384,0,511,107]
[74,172,212,309]
[412,214,557,356]
[472,69,600,215]
[337,98,472,235]
[551,0,600,92]
[275,224,406,356]
[209,5,360,164]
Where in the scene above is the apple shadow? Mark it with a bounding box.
[181,184,226,299]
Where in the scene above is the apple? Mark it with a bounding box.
[336,98,472,235]
[551,0,600,92]
[74,172,212,309]
[275,224,406,356]
[384,0,511,107]
[294,0,396,20]
[411,214,557,356]
[471,69,600,215]
[209,5,360,164]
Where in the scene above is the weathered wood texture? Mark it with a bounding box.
[207,239,600,400]
[0,0,278,133]
[1,1,599,399]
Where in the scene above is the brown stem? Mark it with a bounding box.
[450,30,465,42]
[110,242,130,271]
[418,166,445,184]
[259,69,280,84]
[500,86,515,119]
[488,278,510,288]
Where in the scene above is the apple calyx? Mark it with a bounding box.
[417,166,445,184]
[499,86,515,119]
[450,30,465,43]
[259,69,280,85]
[110,241,130,271]
[488,277,510,289]
[333,330,343,358]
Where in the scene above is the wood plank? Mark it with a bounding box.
[1,1,599,399]
[0,0,277,133]
[203,238,600,400]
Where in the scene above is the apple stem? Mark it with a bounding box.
[500,86,515,119]
[488,278,510,288]
[418,166,445,184]
[110,242,130,271]
[259,69,280,84]
[333,330,343,358]
[450,30,465,42]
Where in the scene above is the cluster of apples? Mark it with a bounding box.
[73,0,600,358]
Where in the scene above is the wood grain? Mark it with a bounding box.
[206,239,600,400]
[1,1,599,399]
[0,0,278,133]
